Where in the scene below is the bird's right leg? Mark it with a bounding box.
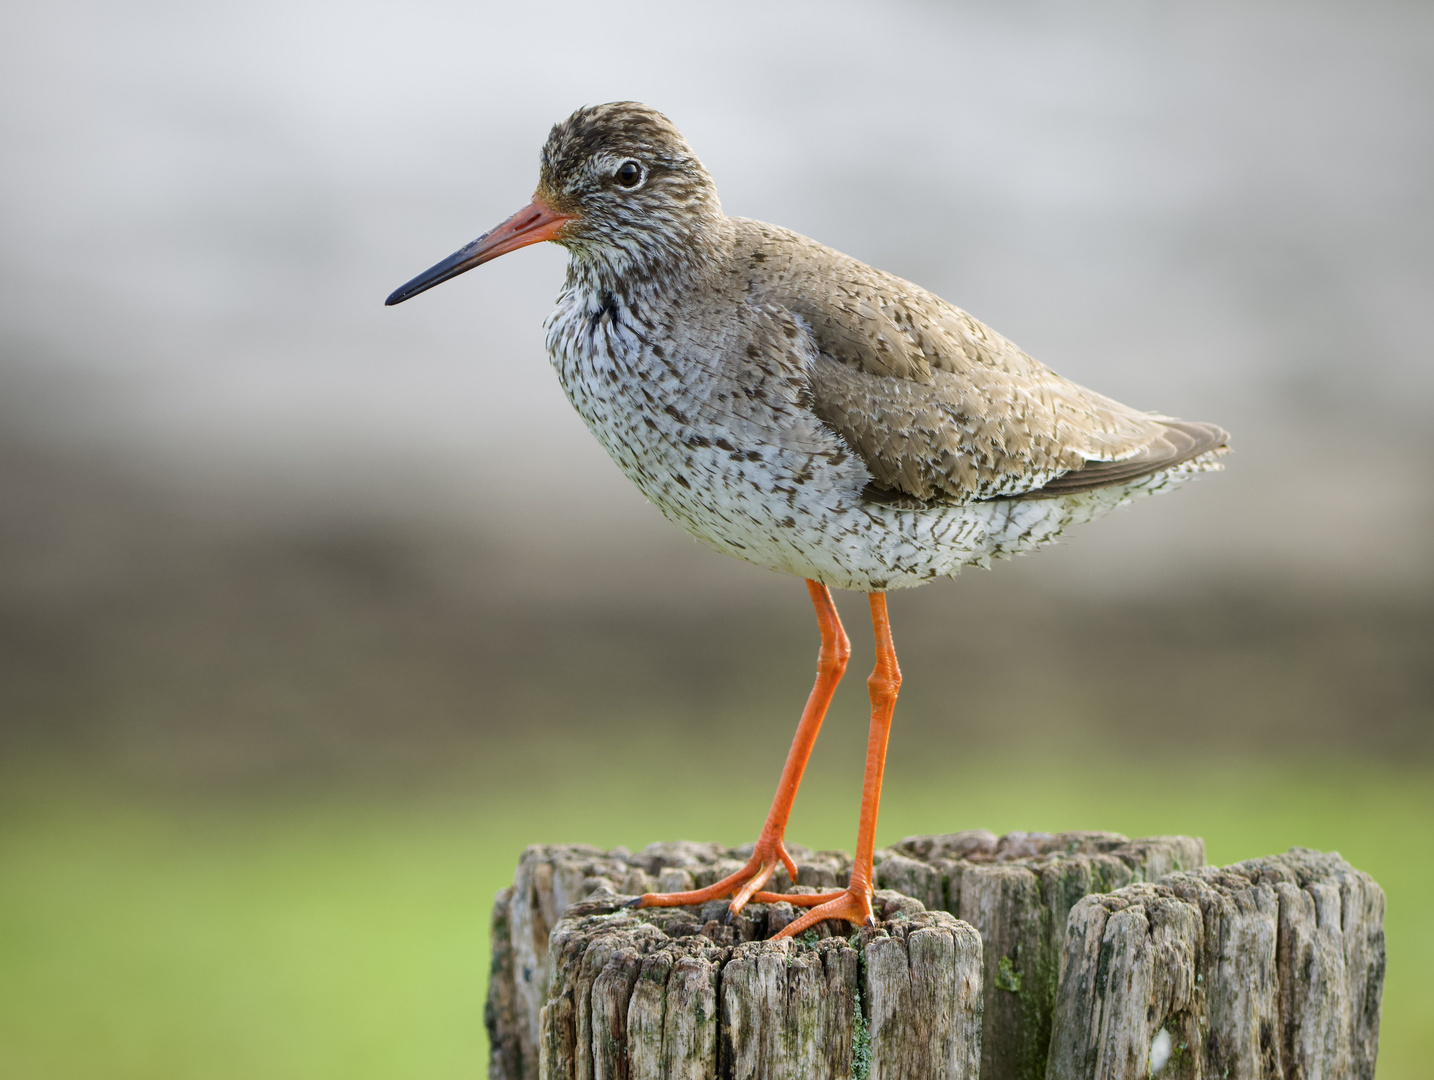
[630,579,850,916]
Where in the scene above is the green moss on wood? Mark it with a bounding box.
[851,986,871,1080]
[995,956,1023,993]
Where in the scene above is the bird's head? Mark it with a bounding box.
[385,102,721,306]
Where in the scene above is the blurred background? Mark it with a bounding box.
[1,0,1430,1076]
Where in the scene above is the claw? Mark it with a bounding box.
[623,896,644,909]
[628,843,793,916]
[770,884,875,940]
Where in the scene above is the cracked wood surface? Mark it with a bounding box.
[484,836,1382,1079]
[880,831,1203,1080]
[1045,848,1385,1080]
[536,889,981,1080]
[486,831,1200,1080]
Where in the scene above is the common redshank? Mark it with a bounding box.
[385,102,1227,939]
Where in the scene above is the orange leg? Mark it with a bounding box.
[631,579,851,915]
[770,592,901,939]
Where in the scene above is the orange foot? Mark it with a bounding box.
[628,834,802,916]
[763,883,875,940]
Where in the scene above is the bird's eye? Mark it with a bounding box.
[615,161,644,188]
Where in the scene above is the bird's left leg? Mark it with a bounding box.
[766,591,900,938]
[629,580,850,916]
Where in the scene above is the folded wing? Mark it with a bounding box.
[737,222,1228,506]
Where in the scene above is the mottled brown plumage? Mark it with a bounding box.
[736,221,1227,505]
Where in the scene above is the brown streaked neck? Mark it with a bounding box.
[562,213,737,307]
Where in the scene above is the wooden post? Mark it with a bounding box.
[484,837,1383,1080]
[537,888,981,1080]
[880,831,1204,1080]
[487,832,1198,1080]
[488,840,854,1080]
[1045,847,1386,1080]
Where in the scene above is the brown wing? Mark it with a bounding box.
[734,220,1224,505]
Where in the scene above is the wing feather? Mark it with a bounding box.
[1012,419,1229,498]
[733,220,1226,505]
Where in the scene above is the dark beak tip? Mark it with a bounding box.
[382,199,564,310]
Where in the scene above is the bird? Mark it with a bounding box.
[385,102,1227,939]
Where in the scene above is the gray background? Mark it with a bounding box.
[3,0,1430,779]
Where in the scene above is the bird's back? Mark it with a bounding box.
[724,218,1226,506]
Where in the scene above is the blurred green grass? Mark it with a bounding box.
[1,755,1429,1079]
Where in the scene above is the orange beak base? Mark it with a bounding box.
[384,198,574,306]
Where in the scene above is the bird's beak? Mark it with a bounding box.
[384,197,575,306]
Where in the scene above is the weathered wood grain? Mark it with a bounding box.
[486,837,1384,1079]
[485,885,524,1080]
[881,830,1204,1080]
[1045,847,1386,1080]
[486,831,1201,1080]
[533,889,981,1080]
[488,841,851,1079]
